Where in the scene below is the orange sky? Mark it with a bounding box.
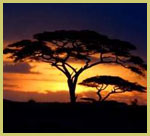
[3,3,147,105]
[3,54,147,105]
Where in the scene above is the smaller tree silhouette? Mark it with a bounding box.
[4,30,146,103]
[79,76,146,102]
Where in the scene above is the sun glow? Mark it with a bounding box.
[3,47,147,105]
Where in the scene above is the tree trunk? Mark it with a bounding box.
[97,90,102,101]
[69,87,76,104]
[67,78,76,104]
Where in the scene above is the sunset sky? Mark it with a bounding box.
[3,3,147,105]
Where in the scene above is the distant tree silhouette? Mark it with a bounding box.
[131,99,138,106]
[79,75,146,101]
[4,30,146,103]
[28,99,36,104]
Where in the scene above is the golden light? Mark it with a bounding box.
[3,43,147,104]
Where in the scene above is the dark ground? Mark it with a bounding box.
[3,99,147,133]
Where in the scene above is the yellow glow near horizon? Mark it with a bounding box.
[4,60,147,93]
[3,44,147,105]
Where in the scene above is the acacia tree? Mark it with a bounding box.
[4,30,146,103]
[79,75,146,102]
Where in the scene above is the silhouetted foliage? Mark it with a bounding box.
[131,99,138,106]
[79,75,146,101]
[28,99,36,104]
[4,30,146,103]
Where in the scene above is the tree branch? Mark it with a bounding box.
[65,62,77,73]
[96,84,108,101]
[96,84,103,101]
[102,88,124,101]
[53,64,67,76]
[62,63,71,78]
[102,84,108,90]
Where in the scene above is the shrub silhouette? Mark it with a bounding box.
[28,99,36,104]
[4,30,146,103]
[79,75,146,102]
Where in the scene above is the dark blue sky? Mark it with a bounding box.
[4,3,147,60]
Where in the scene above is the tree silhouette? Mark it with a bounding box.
[79,75,146,102]
[4,30,146,103]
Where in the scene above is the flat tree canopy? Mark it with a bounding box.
[79,75,146,101]
[4,30,147,103]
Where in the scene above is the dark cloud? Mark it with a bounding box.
[24,78,58,82]
[3,84,19,88]
[3,61,40,74]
